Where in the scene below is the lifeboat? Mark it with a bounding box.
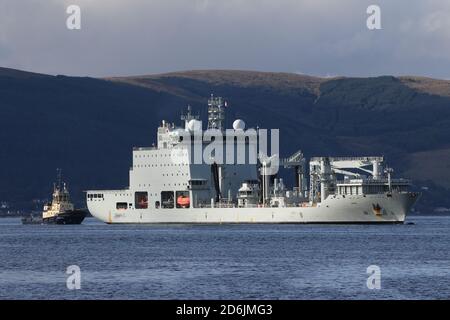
[177,196,190,208]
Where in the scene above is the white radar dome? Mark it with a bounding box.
[232,119,246,131]
[187,119,202,132]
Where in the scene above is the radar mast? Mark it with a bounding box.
[207,94,226,131]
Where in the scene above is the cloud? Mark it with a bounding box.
[0,0,449,78]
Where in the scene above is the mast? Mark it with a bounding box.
[56,168,62,190]
[181,104,199,129]
[207,94,226,131]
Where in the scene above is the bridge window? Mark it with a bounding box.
[88,193,103,200]
[189,180,207,186]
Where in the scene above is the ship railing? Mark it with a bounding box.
[215,200,236,208]
[310,156,384,162]
[133,147,158,151]
[336,178,411,185]
[85,189,129,194]
[196,202,236,208]
[240,204,259,208]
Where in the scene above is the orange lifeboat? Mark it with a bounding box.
[177,196,190,208]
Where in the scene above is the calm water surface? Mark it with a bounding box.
[0,216,449,299]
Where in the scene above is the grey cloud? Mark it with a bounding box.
[0,0,449,78]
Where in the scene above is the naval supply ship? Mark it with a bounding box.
[87,95,420,224]
[22,170,87,225]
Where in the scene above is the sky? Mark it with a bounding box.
[1,0,450,78]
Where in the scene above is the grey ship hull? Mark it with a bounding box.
[88,192,419,224]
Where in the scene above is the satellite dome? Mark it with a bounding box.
[232,119,246,131]
[187,119,202,132]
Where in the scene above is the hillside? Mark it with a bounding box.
[1,68,450,213]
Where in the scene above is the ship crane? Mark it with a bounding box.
[309,156,385,202]
[310,156,384,178]
[281,150,307,198]
[325,157,384,178]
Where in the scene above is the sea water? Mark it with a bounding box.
[0,216,449,299]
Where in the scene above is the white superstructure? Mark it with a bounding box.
[87,95,419,224]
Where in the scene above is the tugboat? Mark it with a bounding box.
[22,170,87,225]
